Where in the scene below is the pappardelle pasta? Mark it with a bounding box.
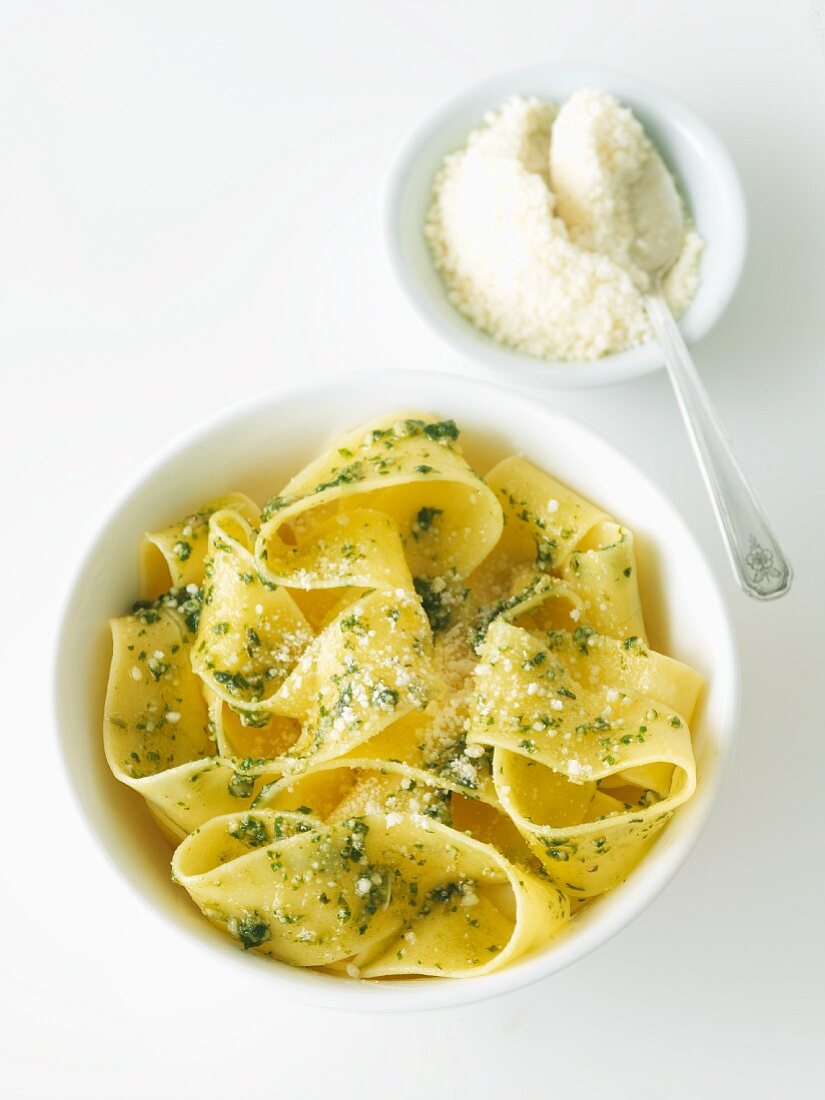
[104,413,700,979]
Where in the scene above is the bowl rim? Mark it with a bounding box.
[383,63,748,389]
[52,368,741,1012]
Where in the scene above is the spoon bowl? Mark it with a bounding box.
[628,150,686,280]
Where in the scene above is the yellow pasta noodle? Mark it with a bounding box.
[103,413,701,978]
[256,414,503,585]
[265,588,441,771]
[140,493,260,597]
[469,620,698,895]
[191,508,314,715]
[485,457,646,640]
[172,811,568,976]
[104,608,275,839]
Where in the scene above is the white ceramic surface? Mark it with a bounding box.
[53,370,739,1012]
[384,65,748,388]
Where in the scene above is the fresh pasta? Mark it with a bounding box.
[104,413,700,978]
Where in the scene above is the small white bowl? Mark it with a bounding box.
[384,65,748,388]
[53,370,739,1011]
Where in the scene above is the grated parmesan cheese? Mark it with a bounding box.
[425,90,702,362]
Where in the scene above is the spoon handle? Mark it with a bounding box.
[645,293,792,600]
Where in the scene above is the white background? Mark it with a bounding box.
[2,1,824,1096]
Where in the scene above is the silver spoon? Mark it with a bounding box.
[629,153,792,599]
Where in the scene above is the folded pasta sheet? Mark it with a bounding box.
[104,414,702,977]
[172,811,568,977]
[104,607,276,839]
[257,414,503,585]
[469,619,699,895]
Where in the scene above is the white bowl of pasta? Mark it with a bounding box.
[54,370,739,1011]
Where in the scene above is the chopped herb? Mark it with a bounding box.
[229,814,268,846]
[414,577,451,633]
[340,819,369,864]
[228,772,256,798]
[213,670,264,697]
[414,506,443,533]
[542,839,578,866]
[370,686,399,709]
[237,709,270,729]
[261,495,290,521]
[423,419,459,442]
[472,575,547,646]
[340,614,367,636]
[312,461,365,496]
[429,881,462,903]
[147,659,170,681]
[422,787,454,823]
[535,538,556,570]
[131,601,160,625]
[132,587,202,633]
[235,914,270,950]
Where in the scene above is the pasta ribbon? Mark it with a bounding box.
[140,493,260,596]
[208,693,302,762]
[191,509,314,714]
[469,619,698,894]
[253,507,413,592]
[562,523,645,641]
[172,811,568,976]
[270,589,441,771]
[486,455,608,572]
[104,608,274,839]
[485,457,646,641]
[256,414,503,584]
